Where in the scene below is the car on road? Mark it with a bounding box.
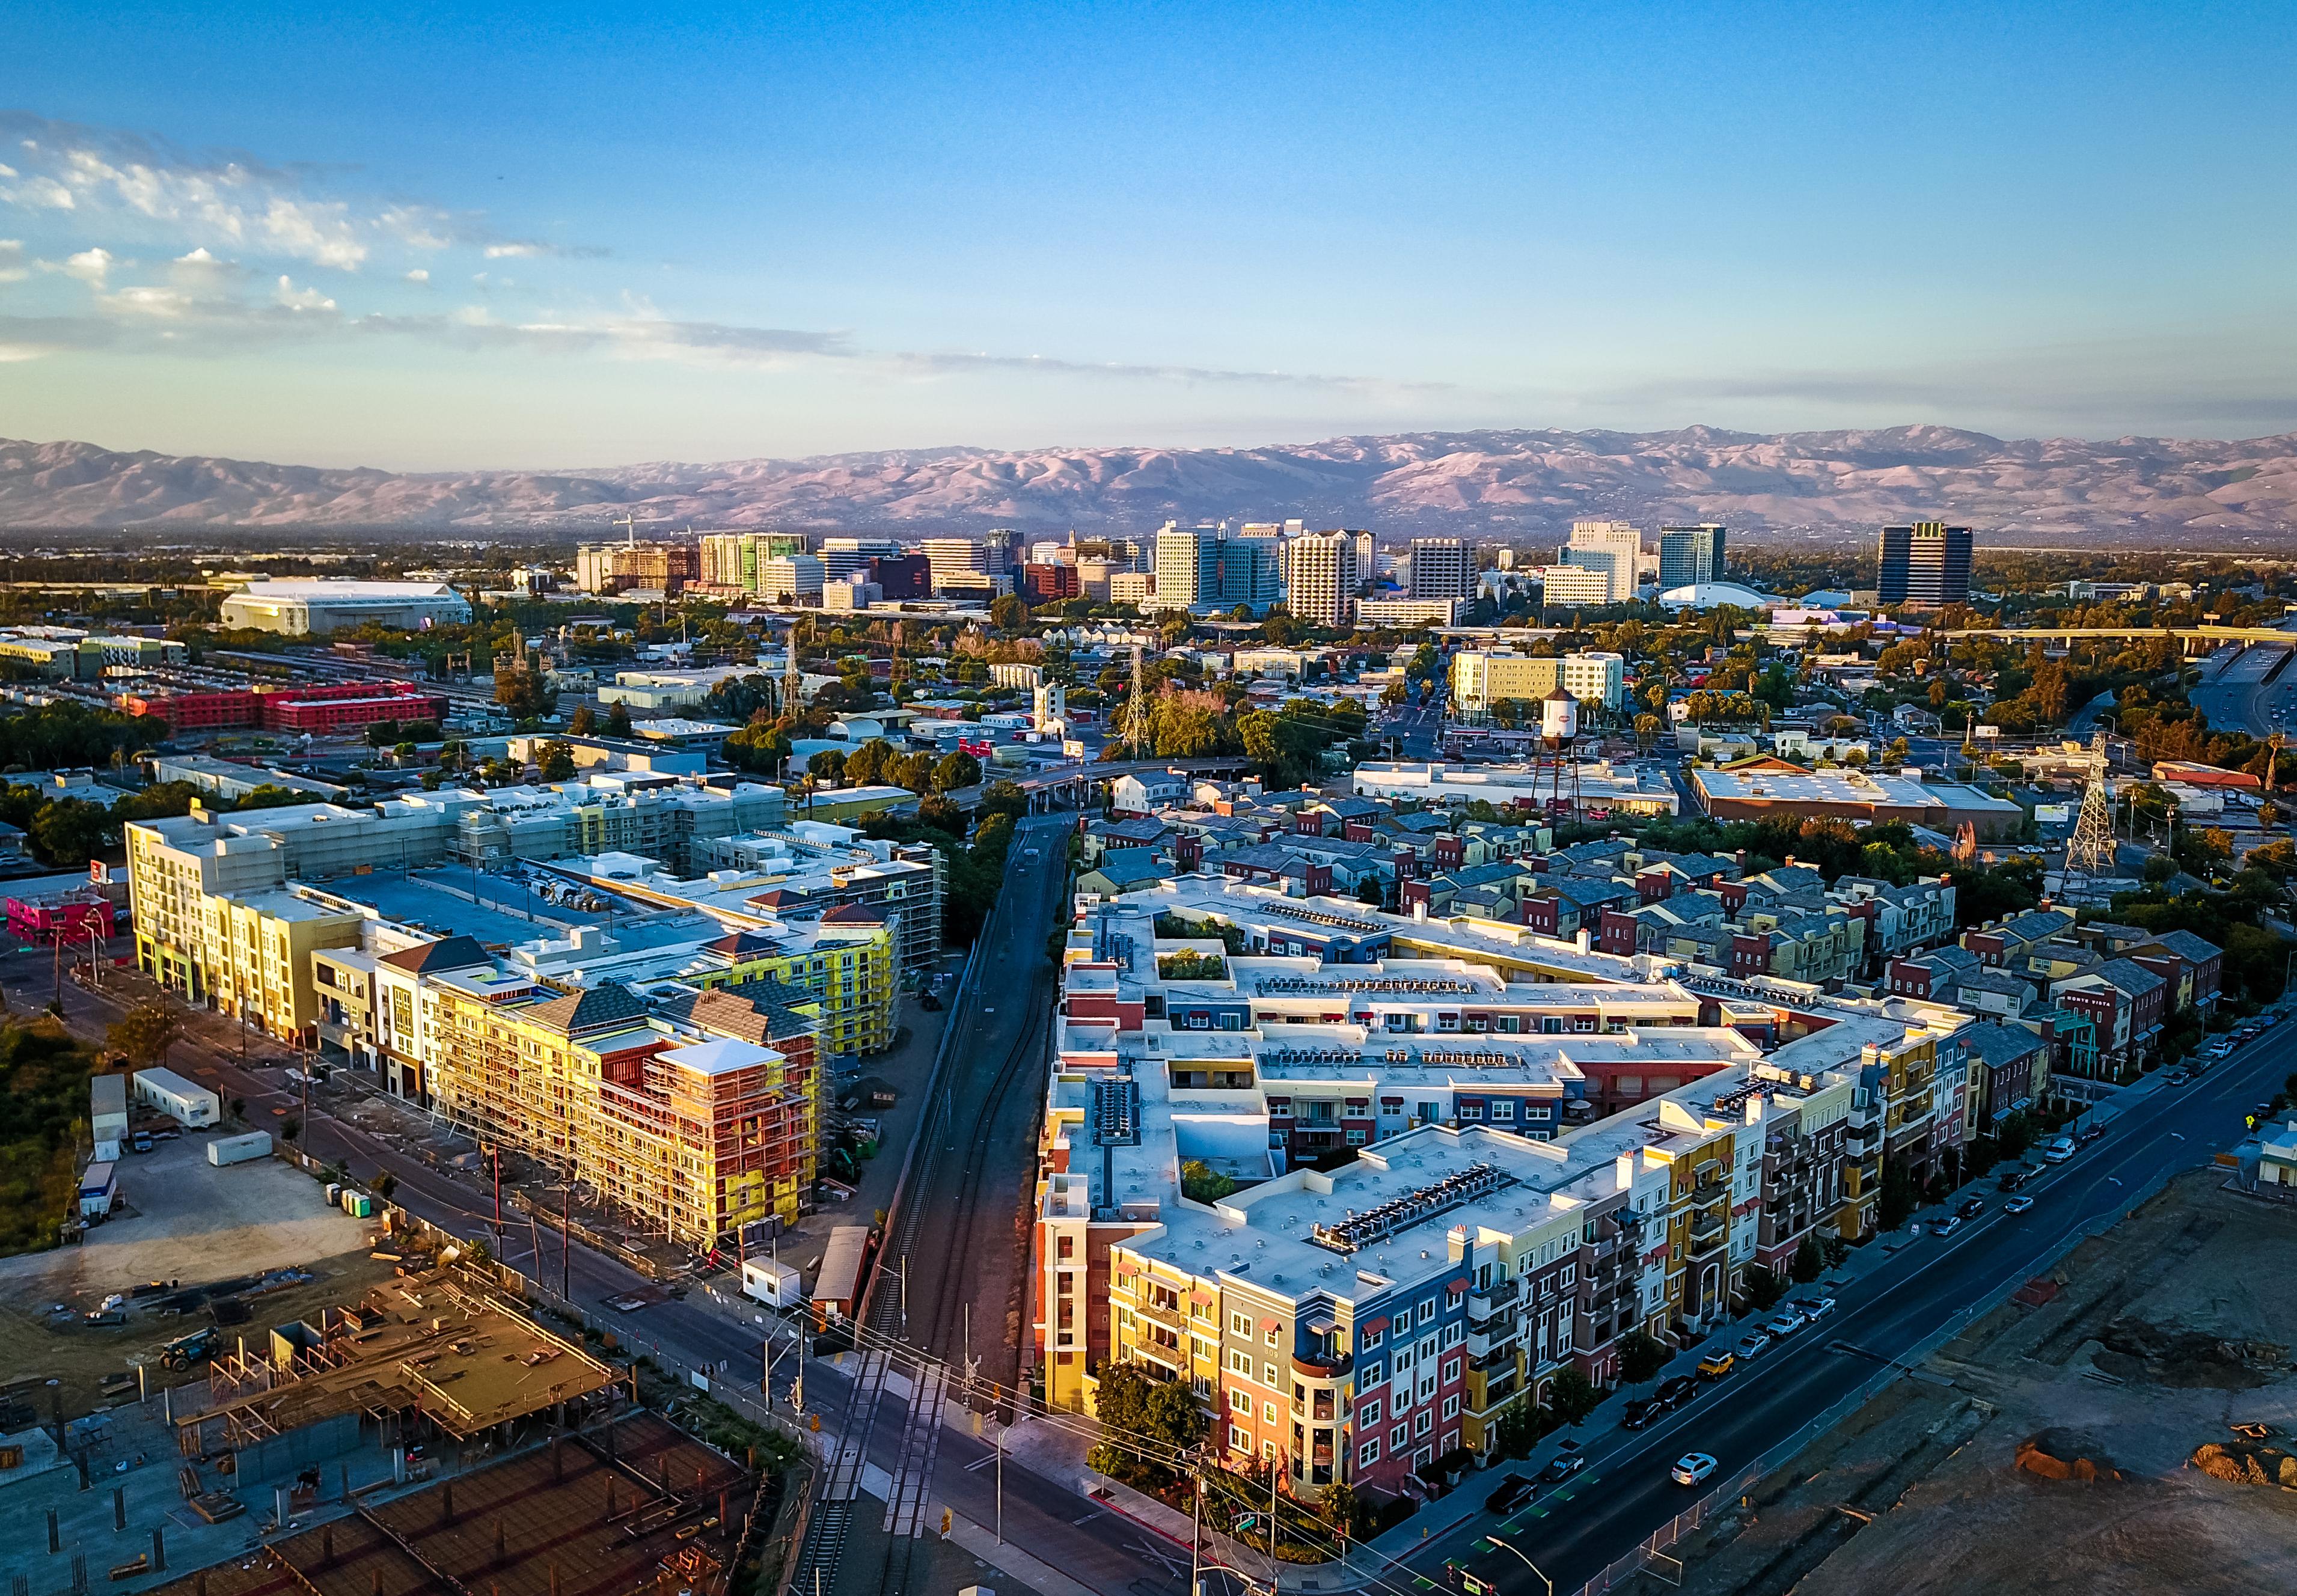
[1957,1197,1986,1220]
[2041,1137,2078,1164]
[604,1292,653,1313]
[2079,1125,2107,1146]
[1789,1297,1837,1323]
[1484,1473,1536,1514]
[1671,1453,1719,1487]
[1736,1330,1772,1360]
[1656,1374,1699,1404]
[1765,1311,1805,1338]
[1696,1349,1736,1380]
[1621,1398,1667,1430]
[1540,1454,1588,1485]
[2165,1070,2192,1086]
[2004,1194,2036,1215]
[1931,1215,1966,1238]
[1999,1167,2030,1191]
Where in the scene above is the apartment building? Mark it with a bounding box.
[1406,538,1472,603]
[1526,564,1612,608]
[575,543,700,596]
[1283,531,1359,627]
[1043,917,1867,1491]
[1657,525,1728,590]
[1876,522,1974,608]
[919,538,988,593]
[1830,875,1956,970]
[699,532,810,592]
[1447,651,1627,714]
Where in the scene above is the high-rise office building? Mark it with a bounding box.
[1562,521,1642,604]
[982,529,1026,575]
[1151,524,1282,616]
[817,537,902,583]
[700,533,810,593]
[1351,532,1377,592]
[1529,563,1612,608]
[1407,537,1472,602]
[919,538,990,595]
[1657,524,1728,590]
[866,554,933,601]
[1876,522,1974,607]
[1283,531,1358,627]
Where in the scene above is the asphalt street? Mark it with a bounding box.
[1409,1021,2297,1596]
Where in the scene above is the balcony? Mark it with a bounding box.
[1468,1276,1521,1318]
[1468,1329,1519,1366]
[1291,1349,1353,1380]
[1134,1300,1189,1332]
[1687,1213,1728,1259]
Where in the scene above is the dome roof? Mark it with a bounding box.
[1658,581,1775,611]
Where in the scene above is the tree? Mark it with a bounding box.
[606,701,632,737]
[1493,1402,1541,1460]
[1878,1161,1918,1232]
[1543,1368,1599,1426]
[373,1172,398,1201]
[990,594,1029,631]
[1821,1234,1850,1270]
[1996,1110,2032,1161]
[1742,1263,1784,1311]
[1616,1330,1669,1384]
[1790,1234,1824,1285]
[931,751,982,793]
[1086,1361,1207,1490]
[1316,1479,1360,1538]
[844,738,894,787]
[281,1116,301,1144]
[495,664,556,721]
[537,741,577,781]
[107,1001,182,1069]
[569,704,598,735]
[1356,876,1386,908]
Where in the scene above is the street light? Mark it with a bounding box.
[1481,1533,1553,1596]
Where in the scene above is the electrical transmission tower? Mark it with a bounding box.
[2064,729,2118,881]
[1128,644,1149,760]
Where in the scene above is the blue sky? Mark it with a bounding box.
[1,1,2290,468]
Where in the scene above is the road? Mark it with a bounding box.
[1404,1021,2297,1595]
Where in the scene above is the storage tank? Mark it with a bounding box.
[1540,687,1579,744]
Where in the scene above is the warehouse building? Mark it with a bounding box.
[218,579,472,636]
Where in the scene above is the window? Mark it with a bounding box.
[1264,1362,1279,1387]
[1560,1263,1576,1287]
[1442,1357,1462,1383]
[1360,1362,1382,1386]
[1491,1099,1516,1121]
[1360,1326,1383,1350]
[1264,1401,1279,1424]
[1229,1350,1252,1377]
[1357,1439,1381,1467]
[1414,1411,1433,1437]
[1460,1101,1484,1121]
[1231,1425,1250,1450]
[1359,1398,1381,1426]
[1440,1324,1463,1350]
[1231,1390,1252,1413]
[1390,1422,1409,1448]
[1442,1395,1460,1420]
[1231,1312,1253,1338]
[1418,1301,1436,1326]
[1265,1326,1280,1348]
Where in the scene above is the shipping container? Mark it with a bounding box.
[132,1066,220,1129]
[206,1130,274,1167]
[78,1160,117,1217]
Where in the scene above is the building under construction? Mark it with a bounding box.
[149,1411,752,1596]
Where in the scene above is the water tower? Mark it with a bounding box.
[1539,685,1581,816]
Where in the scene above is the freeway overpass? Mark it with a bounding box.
[943,754,1254,811]
[1939,624,2297,653]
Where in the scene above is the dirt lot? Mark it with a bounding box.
[0,1134,389,1415]
[1656,1171,2297,1596]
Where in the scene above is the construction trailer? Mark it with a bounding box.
[131,1066,220,1128]
[739,1257,802,1309]
[90,1072,127,1160]
[809,1225,873,1328]
[207,1130,273,1166]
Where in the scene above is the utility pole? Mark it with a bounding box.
[996,1420,1003,1545]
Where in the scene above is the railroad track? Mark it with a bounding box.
[784,813,1068,1596]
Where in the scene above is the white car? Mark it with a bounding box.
[1671,1452,1718,1487]
[1790,1296,1838,1322]
[1765,1311,1805,1338]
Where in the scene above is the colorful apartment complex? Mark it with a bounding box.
[1030,881,1974,1505]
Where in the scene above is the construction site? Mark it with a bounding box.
[0,1264,756,1596]
[1644,1169,2297,1596]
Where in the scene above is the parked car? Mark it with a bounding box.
[1671,1453,1719,1487]
[1765,1311,1805,1338]
[2079,1125,2107,1146]
[1998,1168,2028,1191]
[1621,1398,1666,1430]
[1957,1197,1986,1220]
[130,1131,153,1154]
[1788,1296,1838,1323]
[1696,1349,1736,1380]
[1656,1375,1699,1405]
[2004,1194,2036,1215]
[1484,1473,1536,1514]
[2165,1070,2192,1086]
[2041,1137,2078,1164]
[1736,1331,1772,1360]
[1932,1215,1965,1238]
[1540,1454,1588,1485]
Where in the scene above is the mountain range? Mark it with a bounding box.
[4,426,2295,543]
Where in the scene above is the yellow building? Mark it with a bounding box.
[674,909,898,1057]
[418,961,825,1241]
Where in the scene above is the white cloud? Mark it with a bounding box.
[405,268,429,283]
[274,275,337,313]
[483,243,540,259]
[96,284,197,319]
[63,246,112,284]
[0,239,23,284]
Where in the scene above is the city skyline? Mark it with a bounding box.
[4,3,2294,469]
